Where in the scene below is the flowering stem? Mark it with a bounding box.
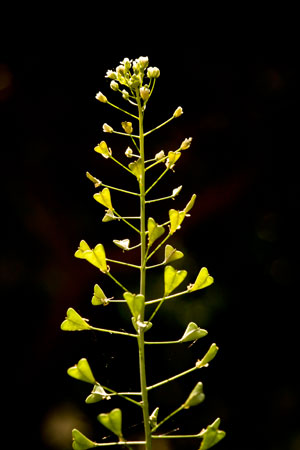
[106,272,128,291]
[107,100,139,120]
[112,130,140,139]
[145,147,181,172]
[145,157,167,171]
[147,365,198,391]
[145,167,170,195]
[130,135,140,154]
[147,298,165,322]
[145,261,165,270]
[152,434,201,439]
[144,339,179,345]
[136,89,152,450]
[146,233,171,262]
[113,210,141,234]
[91,442,146,447]
[144,115,175,137]
[145,290,190,305]
[151,405,184,433]
[106,258,141,269]
[110,155,134,175]
[145,193,176,203]
[102,386,142,408]
[101,183,140,197]
[89,325,137,338]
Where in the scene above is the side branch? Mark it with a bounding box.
[152,434,201,439]
[89,325,138,339]
[106,258,141,269]
[112,130,140,139]
[107,100,139,120]
[147,365,198,391]
[146,233,171,262]
[102,386,142,408]
[106,271,129,291]
[113,210,141,234]
[110,155,135,175]
[145,290,189,305]
[101,183,140,197]
[145,167,169,195]
[144,115,175,137]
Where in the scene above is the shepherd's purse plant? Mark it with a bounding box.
[61,56,226,450]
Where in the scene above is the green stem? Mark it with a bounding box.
[144,115,175,137]
[113,130,140,138]
[144,339,179,345]
[106,258,141,269]
[113,211,141,234]
[147,365,198,391]
[107,100,139,120]
[145,194,175,203]
[151,405,184,433]
[136,89,152,450]
[106,271,128,291]
[93,441,146,447]
[130,135,140,153]
[145,158,167,171]
[110,155,134,175]
[145,146,181,172]
[145,261,165,270]
[101,183,140,197]
[89,325,137,338]
[146,234,171,262]
[145,167,169,195]
[145,290,189,305]
[147,298,165,322]
[152,434,201,439]
[102,386,142,408]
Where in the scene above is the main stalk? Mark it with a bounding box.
[136,92,152,450]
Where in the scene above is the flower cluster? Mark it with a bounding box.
[103,57,160,103]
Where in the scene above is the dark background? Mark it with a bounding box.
[1,35,299,450]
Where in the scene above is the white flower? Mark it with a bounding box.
[140,86,150,101]
[147,67,160,79]
[95,92,107,103]
[125,147,133,158]
[110,81,119,91]
[103,123,113,133]
[155,150,165,161]
[105,70,117,80]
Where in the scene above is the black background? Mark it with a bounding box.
[1,29,299,450]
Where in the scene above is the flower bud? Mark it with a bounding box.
[137,56,149,70]
[121,121,133,134]
[147,67,160,79]
[122,89,130,100]
[173,107,183,118]
[180,137,193,150]
[110,80,119,91]
[103,123,114,133]
[132,61,139,74]
[116,65,125,77]
[155,150,165,161]
[140,86,150,101]
[105,70,117,80]
[125,147,133,158]
[95,91,107,103]
[128,74,140,89]
[121,58,131,71]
